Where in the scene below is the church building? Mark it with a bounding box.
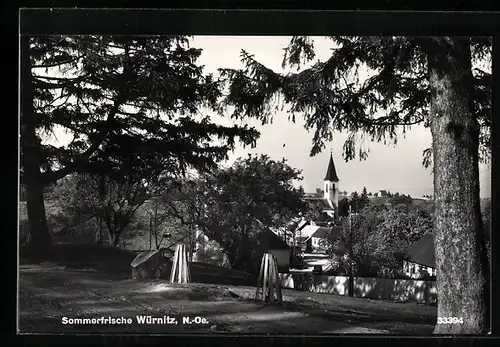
[323,153,341,218]
[294,152,348,254]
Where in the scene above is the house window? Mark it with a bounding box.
[326,185,329,193]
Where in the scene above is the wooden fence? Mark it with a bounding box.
[279,272,437,304]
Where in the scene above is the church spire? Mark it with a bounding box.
[324,151,339,182]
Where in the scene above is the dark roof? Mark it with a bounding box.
[130,247,172,268]
[296,220,309,231]
[256,229,290,250]
[404,232,435,268]
[304,197,336,211]
[314,220,335,227]
[324,154,339,182]
[311,226,331,239]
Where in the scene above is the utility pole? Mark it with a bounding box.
[348,204,353,297]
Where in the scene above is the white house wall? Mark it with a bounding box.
[403,260,436,279]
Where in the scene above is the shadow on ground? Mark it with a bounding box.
[18,243,436,334]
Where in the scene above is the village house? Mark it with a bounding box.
[286,153,347,272]
[297,152,340,244]
[254,228,291,272]
[403,232,436,279]
[294,221,331,253]
[303,152,340,219]
[297,152,351,245]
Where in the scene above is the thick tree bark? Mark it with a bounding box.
[98,217,104,244]
[107,225,124,247]
[97,176,106,244]
[149,218,153,250]
[428,37,490,334]
[20,36,52,260]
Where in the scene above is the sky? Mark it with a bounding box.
[189,36,491,198]
[42,36,491,198]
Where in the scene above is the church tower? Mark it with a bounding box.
[324,152,340,215]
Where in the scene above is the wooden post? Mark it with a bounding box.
[255,253,283,304]
[255,255,266,300]
[348,205,354,297]
[170,248,178,282]
[170,244,191,283]
[182,243,190,282]
[273,254,283,303]
[268,256,275,304]
[262,254,269,301]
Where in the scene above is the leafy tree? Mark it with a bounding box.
[163,154,307,273]
[390,194,413,207]
[20,35,259,259]
[154,175,207,258]
[359,186,370,210]
[324,203,432,278]
[42,176,98,242]
[140,197,172,250]
[350,191,360,213]
[347,204,386,277]
[379,204,433,260]
[53,173,151,247]
[221,36,490,333]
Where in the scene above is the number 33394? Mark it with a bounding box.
[437,317,463,324]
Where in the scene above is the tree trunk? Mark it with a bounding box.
[112,234,121,247]
[154,223,159,250]
[107,225,121,247]
[20,36,52,261]
[98,217,104,244]
[105,218,116,246]
[97,177,106,244]
[149,217,153,250]
[227,249,238,270]
[108,221,126,248]
[428,37,489,334]
[95,216,104,244]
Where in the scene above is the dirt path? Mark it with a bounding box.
[18,263,435,334]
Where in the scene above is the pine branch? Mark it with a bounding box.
[42,97,121,183]
[41,45,139,184]
[33,75,90,89]
[32,54,84,69]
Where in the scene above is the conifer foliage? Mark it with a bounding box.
[20,35,260,259]
[221,36,491,334]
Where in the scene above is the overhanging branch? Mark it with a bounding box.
[42,99,120,184]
